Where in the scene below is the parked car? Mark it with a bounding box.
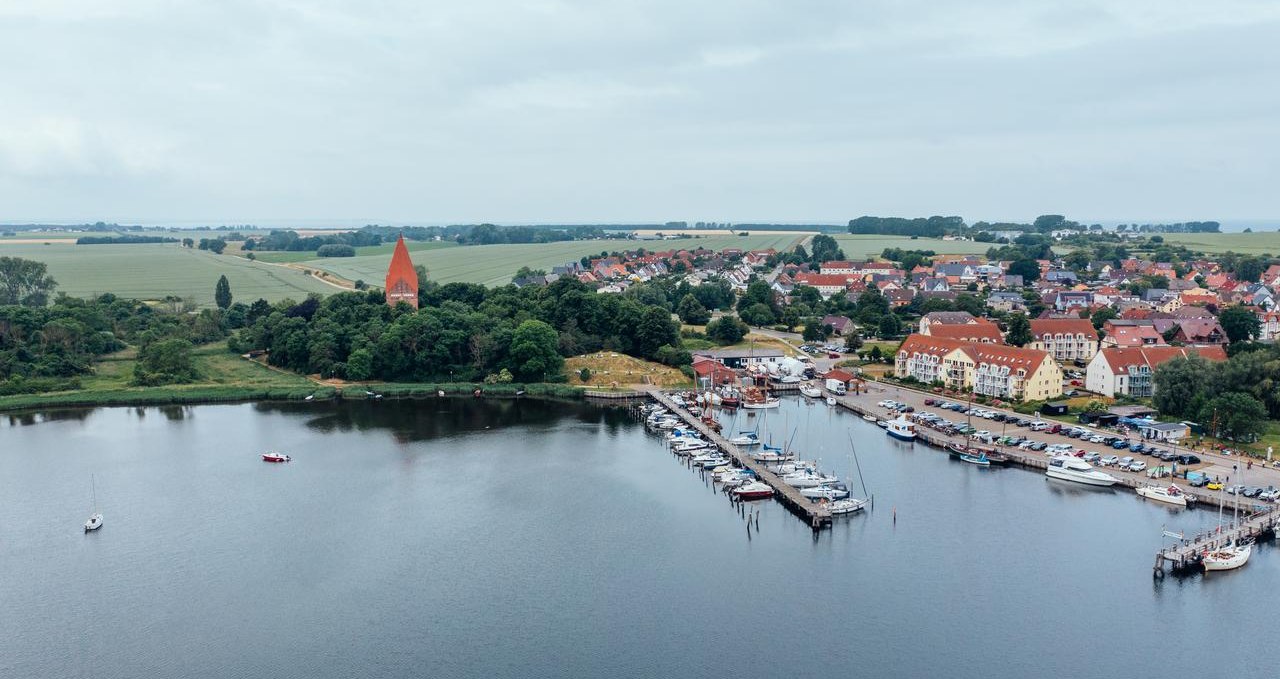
[1129,442,1146,452]
[1176,454,1201,465]
[1119,456,1135,469]
[1207,481,1223,491]
[924,398,936,406]
[1030,442,1047,451]
[1258,487,1279,502]
[1128,460,1147,472]
[1111,439,1129,449]
[1083,452,1101,463]
[1048,424,1062,434]
[1243,486,1263,498]
[1101,454,1120,467]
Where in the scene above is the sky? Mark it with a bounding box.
[1,0,1278,226]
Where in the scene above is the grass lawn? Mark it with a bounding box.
[832,235,994,259]
[1158,232,1280,256]
[244,239,461,264]
[564,352,691,388]
[0,242,335,305]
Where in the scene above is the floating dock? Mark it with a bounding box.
[645,389,832,529]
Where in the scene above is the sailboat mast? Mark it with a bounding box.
[90,474,97,513]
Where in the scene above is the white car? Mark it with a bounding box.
[1100,455,1119,467]
[1088,435,1106,444]
[971,430,992,440]
[1119,456,1135,469]
[1082,452,1101,462]
[1128,460,1147,472]
[1018,440,1037,449]
[878,400,893,408]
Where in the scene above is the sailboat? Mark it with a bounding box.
[84,474,103,532]
[1203,463,1251,571]
[828,435,870,515]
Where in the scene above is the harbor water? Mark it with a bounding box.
[1,397,1275,678]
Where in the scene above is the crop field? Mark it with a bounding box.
[1158,232,1280,255]
[833,235,994,259]
[302,233,805,286]
[0,243,334,305]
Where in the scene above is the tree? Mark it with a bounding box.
[1005,313,1032,346]
[1219,305,1261,344]
[1090,306,1117,332]
[706,316,747,344]
[954,293,984,316]
[0,256,58,306]
[802,321,830,342]
[509,319,562,382]
[1153,356,1214,418]
[132,338,199,386]
[810,234,843,263]
[1235,256,1265,283]
[675,294,710,325]
[214,275,233,310]
[316,244,357,257]
[877,313,902,339]
[740,302,775,327]
[1007,259,1040,283]
[634,307,679,359]
[1202,392,1267,442]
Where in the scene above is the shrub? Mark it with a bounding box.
[316,244,357,257]
[578,367,591,382]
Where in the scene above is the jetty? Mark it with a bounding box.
[645,389,833,529]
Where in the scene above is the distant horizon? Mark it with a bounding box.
[2,217,1277,233]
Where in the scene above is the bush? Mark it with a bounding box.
[316,244,357,257]
[578,367,591,382]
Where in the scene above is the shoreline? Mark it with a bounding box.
[0,381,614,414]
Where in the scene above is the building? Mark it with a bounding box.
[894,334,1061,401]
[1029,318,1098,363]
[691,348,785,370]
[384,235,419,308]
[794,273,852,298]
[1100,324,1166,348]
[1138,421,1189,442]
[927,319,1004,344]
[918,311,976,334]
[1085,346,1228,398]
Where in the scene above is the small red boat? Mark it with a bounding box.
[262,452,291,463]
[731,481,775,500]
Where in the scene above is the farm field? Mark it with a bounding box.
[833,235,994,259]
[302,233,804,286]
[0,243,334,305]
[1159,232,1280,255]
[245,239,460,263]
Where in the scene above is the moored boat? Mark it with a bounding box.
[825,396,837,406]
[728,431,761,447]
[1136,484,1188,507]
[1045,456,1117,487]
[731,481,775,500]
[1203,540,1252,571]
[884,416,915,441]
[799,384,821,398]
[827,497,869,515]
[801,483,850,500]
[84,474,103,532]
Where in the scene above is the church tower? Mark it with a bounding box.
[385,235,419,308]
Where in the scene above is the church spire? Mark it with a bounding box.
[385,235,419,309]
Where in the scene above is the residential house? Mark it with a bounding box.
[1029,318,1099,363]
[987,291,1025,313]
[918,311,976,334]
[894,335,1061,400]
[1100,323,1166,348]
[794,273,853,298]
[820,315,856,336]
[1085,346,1228,398]
[928,319,1005,344]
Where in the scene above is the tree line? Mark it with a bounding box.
[1152,346,1280,442]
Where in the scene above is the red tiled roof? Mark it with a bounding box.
[1029,318,1098,340]
[1098,346,1227,375]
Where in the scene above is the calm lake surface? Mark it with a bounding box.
[2,397,1276,679]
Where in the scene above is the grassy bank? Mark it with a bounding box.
[0,343,593,412]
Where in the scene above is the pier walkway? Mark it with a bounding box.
[645,389,832,529]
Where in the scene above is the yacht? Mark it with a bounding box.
[884,416,916,441]
[827,497,869,515]
[1045,456,1118,487]
[1203,540,1253,571]
[801,483,850,500]
[671,439,711,454]
[84,474,103,532]
[729,431,761,447]
[1136,484,1188,507]
[799,384,822,398]
[782,471,839,488]
[731,481,775,500]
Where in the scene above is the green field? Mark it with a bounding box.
[833,235,994,259]
[0,243,335,305]
[1158,232,1280,255]
[301,234,804,286]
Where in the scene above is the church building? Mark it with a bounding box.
[385,235,419,308]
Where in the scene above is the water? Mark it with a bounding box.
[2,398,1275,679]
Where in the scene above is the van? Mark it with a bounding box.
[1029,421,1049,432]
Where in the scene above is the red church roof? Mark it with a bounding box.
[385,235,419,308]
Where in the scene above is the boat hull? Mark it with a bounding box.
[1045,469,1117,487]
[1136,487,1187,507]
[1203,544,1251,571]
[886,429,915,441]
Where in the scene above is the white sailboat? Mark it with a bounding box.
[84,474,103,532]
[1204,463,1252,572]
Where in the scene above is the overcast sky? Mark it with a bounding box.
[1,0,1277,226]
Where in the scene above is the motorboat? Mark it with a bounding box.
[262,451,291,463]
[752,449,794,463]
[782,471,839,488]
[884,417,915,441]
[772,461,817,476]
[1136,484,1188,507]
[731,481,775,500]
[799,384,822,398]
[729,431,761,447]
[861,414,877,422]
[1203,540,1253,571]
[825,396,837,406]
[742,397,781,409]
[692,454,731,468]
[671,440,712,454]
[1045,456,1118,487]
[801,483,850,500]
[827,497,869,515]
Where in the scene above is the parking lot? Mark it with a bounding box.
[847,381,1280,502]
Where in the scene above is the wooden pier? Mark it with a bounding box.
[1152,505,1280,576]
[645,389,832,529]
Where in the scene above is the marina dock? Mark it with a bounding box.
[645,389,833,529]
